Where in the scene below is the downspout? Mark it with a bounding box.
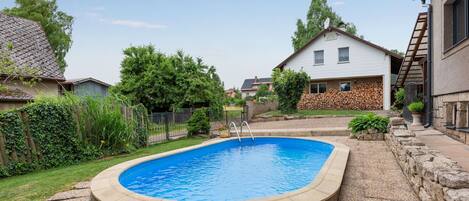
[425,3,433,128]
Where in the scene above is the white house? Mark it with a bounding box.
[276,27,402,110]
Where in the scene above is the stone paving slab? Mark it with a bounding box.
[317,136,419,201]
[414,128,469,171]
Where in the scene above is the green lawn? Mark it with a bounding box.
[0,137,206,201]
[260,109,369,117]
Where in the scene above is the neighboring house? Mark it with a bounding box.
[225,88,237,98]
[0,13,65,110]
[276,26,403,110]
[398,1,469,145]
[60,78,111,97]
[240,76,272,98]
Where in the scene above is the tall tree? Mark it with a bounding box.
[292,0,357,51]
[3,0,73,72]
[111,45,224,114]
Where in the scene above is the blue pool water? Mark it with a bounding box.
[119,138,334,201]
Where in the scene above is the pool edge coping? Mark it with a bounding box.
[90,137,350,201]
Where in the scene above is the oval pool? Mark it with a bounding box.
[119,138,334,201]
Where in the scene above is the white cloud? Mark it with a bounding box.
[110,19,167,29]
[331,1,345,6]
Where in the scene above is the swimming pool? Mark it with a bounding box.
[91,137,349,201]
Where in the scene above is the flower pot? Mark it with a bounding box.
[411,113,422,126]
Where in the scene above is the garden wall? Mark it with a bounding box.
[298,77,383,110]
[386,117,469,201]
[246,100,278,121]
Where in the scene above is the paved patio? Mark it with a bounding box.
[414,128,469,171]
[318,136,419,201]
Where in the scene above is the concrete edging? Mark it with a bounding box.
[90,137,350,201]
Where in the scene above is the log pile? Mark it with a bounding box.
[298,77,383,110]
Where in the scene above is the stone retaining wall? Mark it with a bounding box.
[385,118,469,201]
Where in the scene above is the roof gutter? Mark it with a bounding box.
[425,2,433,127]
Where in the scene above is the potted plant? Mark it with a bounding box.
[408,101,425,126]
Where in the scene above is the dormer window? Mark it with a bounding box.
[338,47,349,63]
[314,50,324,65]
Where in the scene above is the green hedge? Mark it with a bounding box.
[0,95,149,177]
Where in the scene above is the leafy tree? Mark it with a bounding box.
[255,84,272,99]
[3,0,73,71]
[187,109,210,136]
[0,42,40,92]
[272,69,310,113]
[112,45,224,115]
[292,0,357,51]
[390,49,405,57]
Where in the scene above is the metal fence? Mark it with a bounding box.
[147,107,248,144]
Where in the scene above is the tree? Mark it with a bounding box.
[0,42,40,93]
[255,84,271,99]
[292,0,357,51]
[272,69,310,113]
[390,49,405,57]
[111,45,224,115]
[3,0,73,71]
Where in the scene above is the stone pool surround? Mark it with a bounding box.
[90,137,350,201]
[386,118,469,201]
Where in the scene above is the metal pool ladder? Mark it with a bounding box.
[240,121,255,141]
[229,122,241,142]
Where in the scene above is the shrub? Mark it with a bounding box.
[408,101,424,113]
[393,88,405,110]
[348,113,390,134]
[187,109,210,136]
[272,68,310,113]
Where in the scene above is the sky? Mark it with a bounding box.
[0,0,426,89]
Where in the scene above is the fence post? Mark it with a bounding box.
[225,110,228,126]
[164,113,170,141]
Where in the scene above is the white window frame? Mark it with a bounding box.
[338,47,350,63]
[339,81,352,92]
[314,50,324,65]
[310,83,327,94]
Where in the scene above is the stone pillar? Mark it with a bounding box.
[457,102,467,128]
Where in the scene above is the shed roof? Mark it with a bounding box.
[0,12,64,81]
[0,88,33,102]
[61,77,111,87]
[395,12,428,87]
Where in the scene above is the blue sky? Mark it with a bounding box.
[1,0,425,89]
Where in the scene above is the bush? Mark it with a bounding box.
[393,88,405,110]
[348,113,390,134]
[0,94,149,177]
[272,69,310,113]
[187,109,210,136]
[408,101,424,113]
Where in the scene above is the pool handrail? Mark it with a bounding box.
[229,122,241,142]
[240,121,255,141]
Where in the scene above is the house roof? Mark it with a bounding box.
[61,77,112,87]
[275,27,403,69]
[0,88,33,102]
[395,12,428,87]
[0,12,64,81]
[241,77,272,91]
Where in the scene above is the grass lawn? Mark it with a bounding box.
[223,106,243,111]
[0,137,207,201]
[260,109,369,117]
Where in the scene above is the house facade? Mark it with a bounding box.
[60,78,111,97]
[276,27,402,110]
[0,13,64,110]
[431,0,469,144]
[240,76,272,98]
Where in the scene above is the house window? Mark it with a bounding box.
[314,50,324,65]
[452,104,458,126]
[339,82,351,92]
[310,83,327,94]
[444,0,469,49]
[467,103,469,127]
[338,47,349,63]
